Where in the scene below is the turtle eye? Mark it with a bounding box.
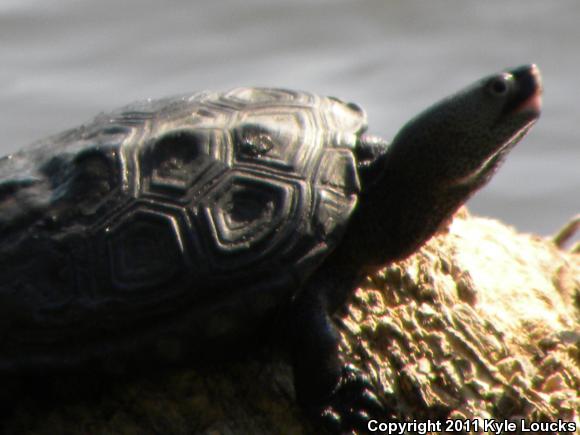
[486,74,512,98]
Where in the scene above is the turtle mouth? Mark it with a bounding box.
[453,120,535,187]
[504,64,543,116]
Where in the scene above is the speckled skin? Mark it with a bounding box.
[0,66,541,432]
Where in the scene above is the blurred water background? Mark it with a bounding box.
[0,0,578,236]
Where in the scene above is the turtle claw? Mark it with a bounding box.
[317,364,384,434]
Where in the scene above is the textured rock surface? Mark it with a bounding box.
[341,209,579,428]
[4,209,579,434]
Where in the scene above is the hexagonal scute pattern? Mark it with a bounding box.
[0,87,368,362]
[140,129,228,201]
[232,110,319,174]
[198,171,308,271]
[123,87,366,286]
[106,206,188,291]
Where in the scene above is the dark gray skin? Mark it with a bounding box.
[0,65,541,433]
[291,64,542,430]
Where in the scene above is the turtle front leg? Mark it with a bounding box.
[289,273,384,433]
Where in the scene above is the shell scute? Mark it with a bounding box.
[105,206,187,291]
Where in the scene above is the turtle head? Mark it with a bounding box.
[358,65,542,262]
[390,64,542,188]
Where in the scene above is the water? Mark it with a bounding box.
[0,0,578,235]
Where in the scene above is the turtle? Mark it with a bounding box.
[0,64,542,431]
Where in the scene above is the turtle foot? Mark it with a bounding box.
[314,364,384,434]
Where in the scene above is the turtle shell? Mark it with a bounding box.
[0,88,366,370]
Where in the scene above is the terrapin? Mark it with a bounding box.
[0,65,542,431]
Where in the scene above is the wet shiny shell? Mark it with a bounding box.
[0,88,366,370]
